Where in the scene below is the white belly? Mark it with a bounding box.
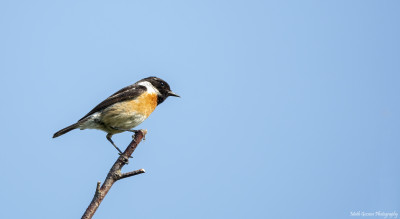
[79,111,147,133]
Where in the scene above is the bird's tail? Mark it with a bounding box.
[53,123,79,138]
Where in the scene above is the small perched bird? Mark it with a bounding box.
[53,76,179,154]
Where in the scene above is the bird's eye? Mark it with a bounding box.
[160,82,165,86]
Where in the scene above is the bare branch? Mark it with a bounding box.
[95,181,101,195]
[82,130,147,219]
[120,169,146,180]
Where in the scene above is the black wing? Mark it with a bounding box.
[78,84,147,122]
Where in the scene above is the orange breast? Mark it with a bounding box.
[100,92,158,132]
[125,92,158,117]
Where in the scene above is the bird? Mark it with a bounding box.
[53,76,179,154]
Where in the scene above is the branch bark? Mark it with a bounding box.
[81,129,147,219]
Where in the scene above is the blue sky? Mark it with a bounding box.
[0,1,399,218]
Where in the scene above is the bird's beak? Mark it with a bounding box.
[168,91,180,97]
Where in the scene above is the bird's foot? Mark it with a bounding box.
[119,154,129,164]
[119,152,133,159]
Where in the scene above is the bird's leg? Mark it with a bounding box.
[110,127,140,140]
[111,127,139,134]
[106,133,132,159]
[106,133,123,154]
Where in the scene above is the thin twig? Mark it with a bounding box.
[81,129,147,219]
[95,181,101,195]
[119,169,146,180]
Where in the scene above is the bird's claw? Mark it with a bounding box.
[131,130,145,141]
[119,155,130,164]
[119,152,133,159]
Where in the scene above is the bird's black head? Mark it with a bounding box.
[139,76,180,105]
